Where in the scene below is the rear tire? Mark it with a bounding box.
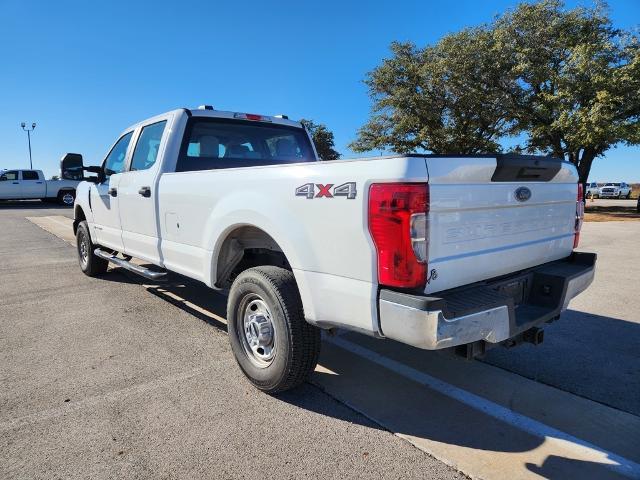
[58,190,76,206]
[227,266,321,394]
[76,221,108,276]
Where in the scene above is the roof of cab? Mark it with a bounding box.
[122,107,305,134]
[186,106,304,129]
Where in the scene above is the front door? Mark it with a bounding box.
[119,119,168,264]
[0,171,21,199]
[90,131,134,251]
[20,170,46,199]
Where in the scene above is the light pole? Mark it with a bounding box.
[21,122,36,169]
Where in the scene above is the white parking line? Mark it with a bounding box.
[327,335,640,479]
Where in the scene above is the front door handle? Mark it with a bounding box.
[138,186,151,198]
[108,187,118,197]
[12,182,19,184]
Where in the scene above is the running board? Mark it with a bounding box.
[94,248,167,281]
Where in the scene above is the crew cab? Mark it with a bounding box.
[0,168,79,205]
[68,106,596,393]
[599,182,632,199]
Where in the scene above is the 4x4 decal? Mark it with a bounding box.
[295,182,357,199]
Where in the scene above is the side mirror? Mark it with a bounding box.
[84,166,104,184]
[60,153,85,180]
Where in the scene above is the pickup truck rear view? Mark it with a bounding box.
[69,106,595,393]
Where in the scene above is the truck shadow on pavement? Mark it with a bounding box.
[0,200,71,209]
[525,456,628,480]
[106,266,636,479]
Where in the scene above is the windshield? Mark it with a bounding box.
[176,117,315,172]
[604,183,620,187]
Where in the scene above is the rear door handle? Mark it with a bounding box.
[12,182,19,184]
[138,186,151,198]
[108,187,118,197]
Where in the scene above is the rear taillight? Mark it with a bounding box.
[574,183,584,248]
[368,183,429,288]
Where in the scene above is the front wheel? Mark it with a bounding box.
[227,266,321,394]
[76,221,108,276]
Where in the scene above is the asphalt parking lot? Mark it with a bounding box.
[1,200,639,479]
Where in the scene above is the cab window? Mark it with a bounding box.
[104,132,133,177]
[176,117,315,172]
[22,170,40,181]
[130,121,167,171]
[0,171,18,181]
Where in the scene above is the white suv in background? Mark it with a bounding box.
[598,182,632,199]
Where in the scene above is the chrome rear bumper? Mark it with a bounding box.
[379,252,596,350]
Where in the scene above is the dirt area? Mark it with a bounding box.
[585,204,640,222]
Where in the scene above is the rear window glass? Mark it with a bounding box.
[176,118,315,172]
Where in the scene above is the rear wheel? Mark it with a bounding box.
[58,190,75,206]
[76,221,108,276]
[227,266,321,394]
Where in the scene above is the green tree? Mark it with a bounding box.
[352,0,640,183]
[301,119,341,160]
[351,35,510,155]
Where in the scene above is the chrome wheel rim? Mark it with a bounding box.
[239,294,276,368]
[78,231,89,267]
[62,193,74,205]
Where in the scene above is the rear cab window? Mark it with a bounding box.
[176,117,315,172]
[130,121,167,171]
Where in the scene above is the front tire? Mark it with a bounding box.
[227,266,321,394]
[76,221,108,276]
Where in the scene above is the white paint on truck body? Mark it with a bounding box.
[425,157,577,293]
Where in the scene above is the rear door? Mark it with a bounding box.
[0,171,21,199]
[90,131,134,251]
[425,155,578,294]
[118,119,169,264]
[20,170,46,199]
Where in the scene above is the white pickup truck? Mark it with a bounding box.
[0,168,79,205]
[598,182,632,199]
[69,106,596,393]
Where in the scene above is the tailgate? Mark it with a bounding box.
[425,155,578,294]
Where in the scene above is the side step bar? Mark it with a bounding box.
[94,248,167,281]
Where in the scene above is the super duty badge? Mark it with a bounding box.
[295,182,357,199]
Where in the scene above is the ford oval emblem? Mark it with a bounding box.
[515,187,532,202]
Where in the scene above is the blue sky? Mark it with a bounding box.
[1,0,638,181]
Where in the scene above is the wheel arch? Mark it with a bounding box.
[73,204,86,234]
[212,224,293,289]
